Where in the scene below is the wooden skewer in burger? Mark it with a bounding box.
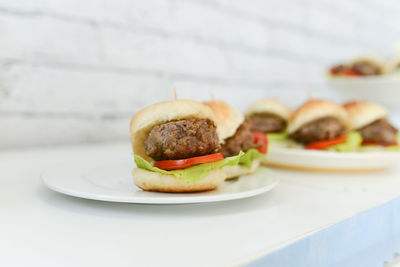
[130,99,244,192]
[203,100,267,179]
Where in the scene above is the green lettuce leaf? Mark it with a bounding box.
[267,132,288,142]
[328,131,362,152]
[386,145,400,151]
[238,148,267,168]
[134,152,243,184]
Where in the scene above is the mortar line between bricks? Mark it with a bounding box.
[1,59,325,89]
[188,0,383,50]
[0,80,326,120]
[0,7,325,64]
[0,110,133,120]
[0,6,380,57]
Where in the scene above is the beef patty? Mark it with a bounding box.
[247,113,286,133]
[290,117,345,144]
[145,118,220,160]
[359,119,398,145]
[351,61,381,76]
[221,120,255,157]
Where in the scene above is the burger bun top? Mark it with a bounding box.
[287,99,348,134]
[246,99,292,121]
[343,100,388,130]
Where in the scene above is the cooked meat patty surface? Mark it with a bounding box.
[290,117,345,144]
[247,113,286,133]
[145,118,220,160]
[359,119,398,145]
[221,120,255,157]
[351,61,381,76]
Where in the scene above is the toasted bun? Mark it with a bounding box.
[130,100,220,162]
[349,55,386,74]
[287,99,348,134]
[203,100,244,141]
[246,99,292,121]
[132,168,226,192]
[343,101,388,130]
[223,159,261,180]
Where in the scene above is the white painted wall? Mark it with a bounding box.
[1,0,400,148]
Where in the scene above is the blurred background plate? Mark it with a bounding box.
[267,147,400,172]
[327,75,400,109]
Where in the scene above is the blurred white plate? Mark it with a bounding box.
[267,147,400,172]
[42,160,278,204]
[326,75,400,109]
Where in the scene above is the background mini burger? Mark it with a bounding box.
[344,101,399,149]
[287,99,356,151]
[330,55,386,77]
[246,99,292,142]
[204,100,267,178]
[129,99,244,192]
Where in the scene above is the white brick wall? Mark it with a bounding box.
[1,0,400,148]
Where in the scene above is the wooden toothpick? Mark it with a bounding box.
[209,89,215,101]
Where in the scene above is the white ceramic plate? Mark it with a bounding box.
[326,75,400,109]
[267,147,400,172]
[41,160,279,204]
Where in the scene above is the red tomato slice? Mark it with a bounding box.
[306,136,347,150]
[342,69,360,77]
[252,131,268,154]
[329,65,344,75]
[362,140,398,147]
[154,153,224,170]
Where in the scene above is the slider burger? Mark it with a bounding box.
[130,100,243,192]
[203,101,267,178]
[246,99,291,141]
[343,101,399,149]
[287,99,352,151]
[330,55,385,77]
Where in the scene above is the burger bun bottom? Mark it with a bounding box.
[132,168,226,193]
[223,159,261,180]
[133,159,263,192]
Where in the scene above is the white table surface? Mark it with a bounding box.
[2,142,400,267]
